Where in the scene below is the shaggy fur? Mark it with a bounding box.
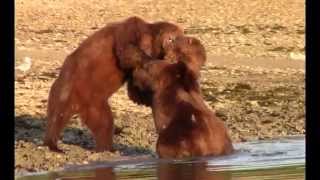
[133,60,233,158]
[129,36,233,158]
[43,16,183,152]
[125,35,207,106]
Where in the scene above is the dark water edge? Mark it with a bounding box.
[15,164,305,180]
[16,136,305,180]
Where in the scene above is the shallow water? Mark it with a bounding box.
[16,136,305,180]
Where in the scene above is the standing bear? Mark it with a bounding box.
[44,16,183,152]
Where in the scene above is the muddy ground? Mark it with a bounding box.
[15,0,305,176]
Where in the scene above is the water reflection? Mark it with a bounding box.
[157,161,231,180]
[54,162,231,180]
[16,136,305,180]
[50,161,303,180]
[93,167,116,180]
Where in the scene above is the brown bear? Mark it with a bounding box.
[132,60,234,158]
[128,36,233,158]
[43,16,183,152]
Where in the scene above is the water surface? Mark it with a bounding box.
[16,136,305,180]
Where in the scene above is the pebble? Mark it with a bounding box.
[289,52,305,61]
[249,101,259,107]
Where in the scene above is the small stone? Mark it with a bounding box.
[289,52,305,61]
[250,101,259,107]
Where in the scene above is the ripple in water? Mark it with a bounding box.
[16,136,305,180]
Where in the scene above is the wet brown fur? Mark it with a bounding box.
[124,35,207,106]
[43,16,183,152]
[133,60,233,158]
